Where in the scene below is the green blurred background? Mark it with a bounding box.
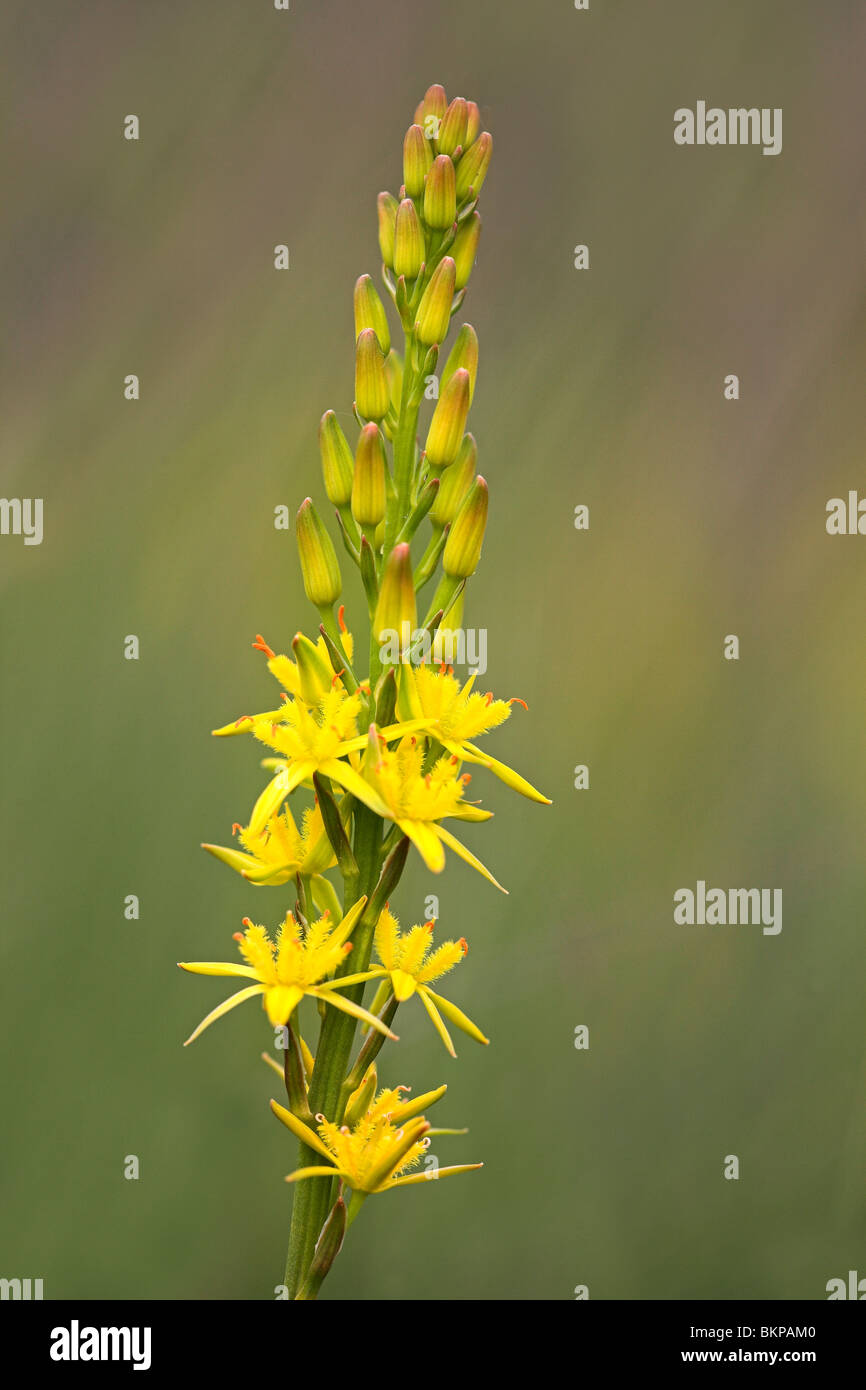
[2,0,864,1300]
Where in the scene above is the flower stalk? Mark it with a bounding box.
[180,83,550,1301]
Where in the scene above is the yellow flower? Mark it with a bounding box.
[271,1085,482,1195]
[178,897,396,1044]
[361,731,505,891]
[211,620,355,734]
[332,908,488,1057]
[241,686,391,834]
[395,663,551,804]
[202,802,335,885]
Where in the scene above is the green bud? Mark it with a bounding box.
[452,210,481,290]
[443,475,488,577]
[403,123,432,199]
[353,274,390,355]
[425,367,470,469]
[296,498,342,607]
[318,410,354,506]
[344,1064,378,1129]
[352,423,387,529]
[292,632,333,705]
[414,256,456,348]
[383,350,403,442]
[374,542,417,646]
[393,197,424,279]
[440,324,478,404]
[354,328,390,421]
[455,131,492,201]
[464,101,481,147]
[430,432,476,526]
[418,83,447,145]
[437,97,468,157]
[296,1197,347,1301]
[377,192,398,268]
[423,154,457,230]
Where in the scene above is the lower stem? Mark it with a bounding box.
[283,805,382,1297]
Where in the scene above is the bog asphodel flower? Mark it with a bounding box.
[179,897,397,1044]
[396,663,551,804]
[359,729,505,890]
[271,1085,482,1196]
[202,802,335,886]
[333,908,489,1057]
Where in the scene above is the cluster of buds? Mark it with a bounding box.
[297,83,493,677]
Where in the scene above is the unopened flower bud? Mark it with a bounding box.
[393,198,424,280]
[318,410,354,507]
[455,131,492,201]
[292,632,333,705]
[403,123,432,199]
[353,274,391,355]
[352,423,387,529]
[419,83,447,144]
[452,211,481,290]
[437,97,468,157]
[344,1064,378,1129]
[414,256,456,347]
[355,328,390,421]
[425,367,470,469]
[296,498,342,606]
[430,432,476,526]
[377,192,398,268]
[443,475,488,578]
[464,101,481,147]
[423,154,456,230]
[374,542,417,646]
[440,324,478,404]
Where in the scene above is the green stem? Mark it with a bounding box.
[384,331,420,557]
[283,806,382,1296]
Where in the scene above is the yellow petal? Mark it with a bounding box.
[387,1163,483,1188]
[177,962,261,980]
[183,984,266,1046]
[391,969,418,1003]
[435,824,506,892]
[264,984,304,1024]
[320,759,391,819]
[419,989,456,1056]
[269,1100,332,1160]
[398,819,446,873]
[424,987,489,1046]
[311,987,398,1038]
[285,1166,344,1183]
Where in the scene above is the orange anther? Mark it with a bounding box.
[231,823,243,835]
[338,604,348,633]
[252,634,276,659]
[459,937,468,955]
[508,697,529,711]
[331,670,345,686]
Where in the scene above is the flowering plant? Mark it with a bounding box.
[180,84,549,1300]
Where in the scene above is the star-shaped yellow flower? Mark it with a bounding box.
[331,908,488,1057]
[271,1084,482,1195]
[359,731,505,891]
[395,663,551,804]
[202,802,335,886]
[178,897,396,1045]
[237,686,391,834]
[212,622,356,735]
